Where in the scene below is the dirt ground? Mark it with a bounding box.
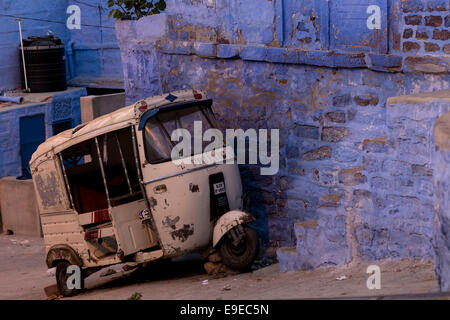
[0,234,446,300]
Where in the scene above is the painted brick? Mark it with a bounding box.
[403,28,414,38]
[416,31,429,39]
[325,111,346,123]
[405,15,422,25]
[302,146,332,161]
[424,42,440,52]
[444,44,450,54]
[322,127,349,142]
[332,94,352,107]
[424,16,443,27]
[433,29,450,40]
[294,125,320,140]
[403,41,421,52]
[338,167,367,186]
[354,94,379,106]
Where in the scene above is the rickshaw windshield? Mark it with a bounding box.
[143,104,218,163]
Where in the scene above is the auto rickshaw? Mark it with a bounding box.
[30,90,259,296]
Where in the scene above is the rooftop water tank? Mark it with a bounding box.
[20,35,67,93]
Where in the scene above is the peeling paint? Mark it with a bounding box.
[162,216,181,230]
[170,224,195,242]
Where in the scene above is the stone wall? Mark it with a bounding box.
[433,111,450,292]
[114,0,450,272]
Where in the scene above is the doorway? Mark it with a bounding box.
[19,114,46,179]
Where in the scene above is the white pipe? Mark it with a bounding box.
[16,18,30,93]
[0,96,23,104]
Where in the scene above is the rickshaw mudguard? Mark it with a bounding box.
[212,210,255,247]
[46,244,83,268]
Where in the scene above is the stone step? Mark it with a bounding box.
[292,217,347,270]
[276,246,297,272]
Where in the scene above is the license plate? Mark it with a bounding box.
[213,182,225,195]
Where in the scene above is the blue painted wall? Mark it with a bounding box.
[0,0,69,90]
[0,0,123,91]
[66,0,123,84]
[115,0,450,268]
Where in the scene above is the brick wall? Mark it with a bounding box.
[401,7,449,55]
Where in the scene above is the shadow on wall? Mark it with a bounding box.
[240,165,270,247]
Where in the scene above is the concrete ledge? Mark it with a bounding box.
[0,177,41,236]
[114,14,449,75]
[153,40,449,74]
[387,89,450,105]
[80,93,126,123]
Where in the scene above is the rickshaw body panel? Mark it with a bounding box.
[138,146,244,257]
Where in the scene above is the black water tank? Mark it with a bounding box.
[20,35,67,93]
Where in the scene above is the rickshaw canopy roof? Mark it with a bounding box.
[30,89,208,166]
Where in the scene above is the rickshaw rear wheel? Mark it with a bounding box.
[218,226,259,270]
[56,261,82,297]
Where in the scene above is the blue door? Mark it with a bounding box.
[19,114,46,179]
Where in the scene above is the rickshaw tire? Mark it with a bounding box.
[218,226,259,270]
[56,261,83,297]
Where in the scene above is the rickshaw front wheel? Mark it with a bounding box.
[218,226,259,270]
[56,261,82,297]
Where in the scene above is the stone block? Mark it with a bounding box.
[332,94,352,107]
[424,16,443,27]
[325,111,346,123]
[294,125,320,140]
[240,45,267,62]
[302,146,332,161]
[405,15,422,25]
[322,127,349,142]
[404,56,450,73]
[338,167,367,186]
